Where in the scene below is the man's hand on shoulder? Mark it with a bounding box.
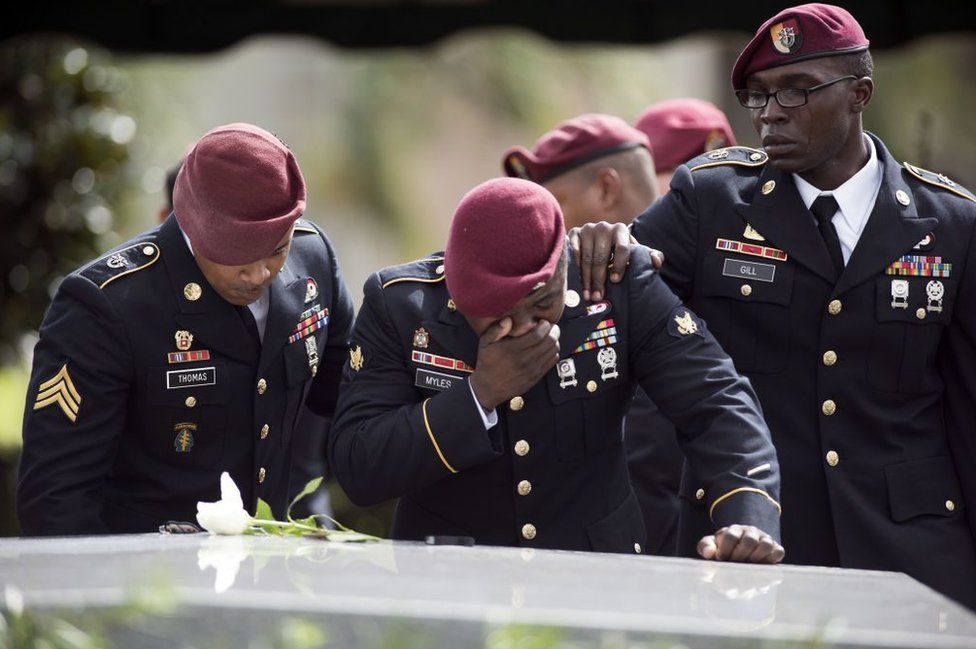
[697,525,785,564]
[567,221,664,302]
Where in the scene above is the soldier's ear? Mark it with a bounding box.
[597,168,623,209]
[850,77,873,113]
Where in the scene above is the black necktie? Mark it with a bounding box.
[237,305,262,348]
[811,194,844,278]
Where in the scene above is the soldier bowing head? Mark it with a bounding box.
[445,178,566,410]
[174,122,306,305]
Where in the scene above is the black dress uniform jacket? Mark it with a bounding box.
[330,247,782,553]
[18,215,353,535]
[632,135,976,607]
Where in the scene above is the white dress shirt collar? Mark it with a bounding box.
[793,134,883,263]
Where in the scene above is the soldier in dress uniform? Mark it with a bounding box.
[502,114,683,556]
[18,122,354,535]
[570,3,976,608]
[330,177,785,562]
[635,98,737,197]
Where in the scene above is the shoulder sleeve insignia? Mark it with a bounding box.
[902,162,976,203]
[33,363,82,422]
[79,242,160,289]
[293,218,320,235]
[380,256,446,289]
[689,146,768,172]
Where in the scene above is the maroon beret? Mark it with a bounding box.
[635,99,737,172]
[445,178,565,319]
[174,122,307,266]
[731,3,870,89]
[502,113,650,184]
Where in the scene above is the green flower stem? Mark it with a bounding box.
[251,518,319,533]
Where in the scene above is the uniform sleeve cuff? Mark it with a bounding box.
[709,488,782,542]
[421,382,503,474]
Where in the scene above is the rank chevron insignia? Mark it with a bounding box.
[33,364,82,423]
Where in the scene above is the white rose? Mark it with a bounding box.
[196,472,252,535]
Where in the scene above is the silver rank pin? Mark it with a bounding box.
[557,358,578,389]
[926,280,944,313]
[891,279,909,309]
[597,347,618,381]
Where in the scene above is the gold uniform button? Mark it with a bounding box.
[634,542,642,554]
[311,364,318,377]
[826,450,839,467]
[828,299,842,315]
[822,399,836,416]
[749,152,763,161]
[946,500,956,512]
[185,396,197,408]
[695,488,705,501]
[521,523,537,540]
[183,282,202,301]
[514,440,530,456]
[258,467,266,483]
[586,380,598,393]
[447,298,456,311]
[740,284,752,297]
[916,308,927,320]
[509,396,524,411]
[823,350,838,366]
[435,264,445,275]
[517,480,532,496]
[260,424,270,440]
[142,245,155,256]
[257,378,267,395]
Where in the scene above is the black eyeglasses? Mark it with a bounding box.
[735,75,858,109]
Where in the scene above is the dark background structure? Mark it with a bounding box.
[7,1,976,53]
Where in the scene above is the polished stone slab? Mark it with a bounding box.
[1,534,974,648]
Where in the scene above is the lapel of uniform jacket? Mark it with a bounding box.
[419,285,480,371]
[559,254,602,356]
[733,163,838,285]
[258,260,309,373]
[832,134,939,298]
[160,216,259,365]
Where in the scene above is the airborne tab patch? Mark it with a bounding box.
[33,364,82,423]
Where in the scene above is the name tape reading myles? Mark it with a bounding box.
[415,368,465,392]
[166,366,216,390]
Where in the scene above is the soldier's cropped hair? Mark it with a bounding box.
[836,51,874,78]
